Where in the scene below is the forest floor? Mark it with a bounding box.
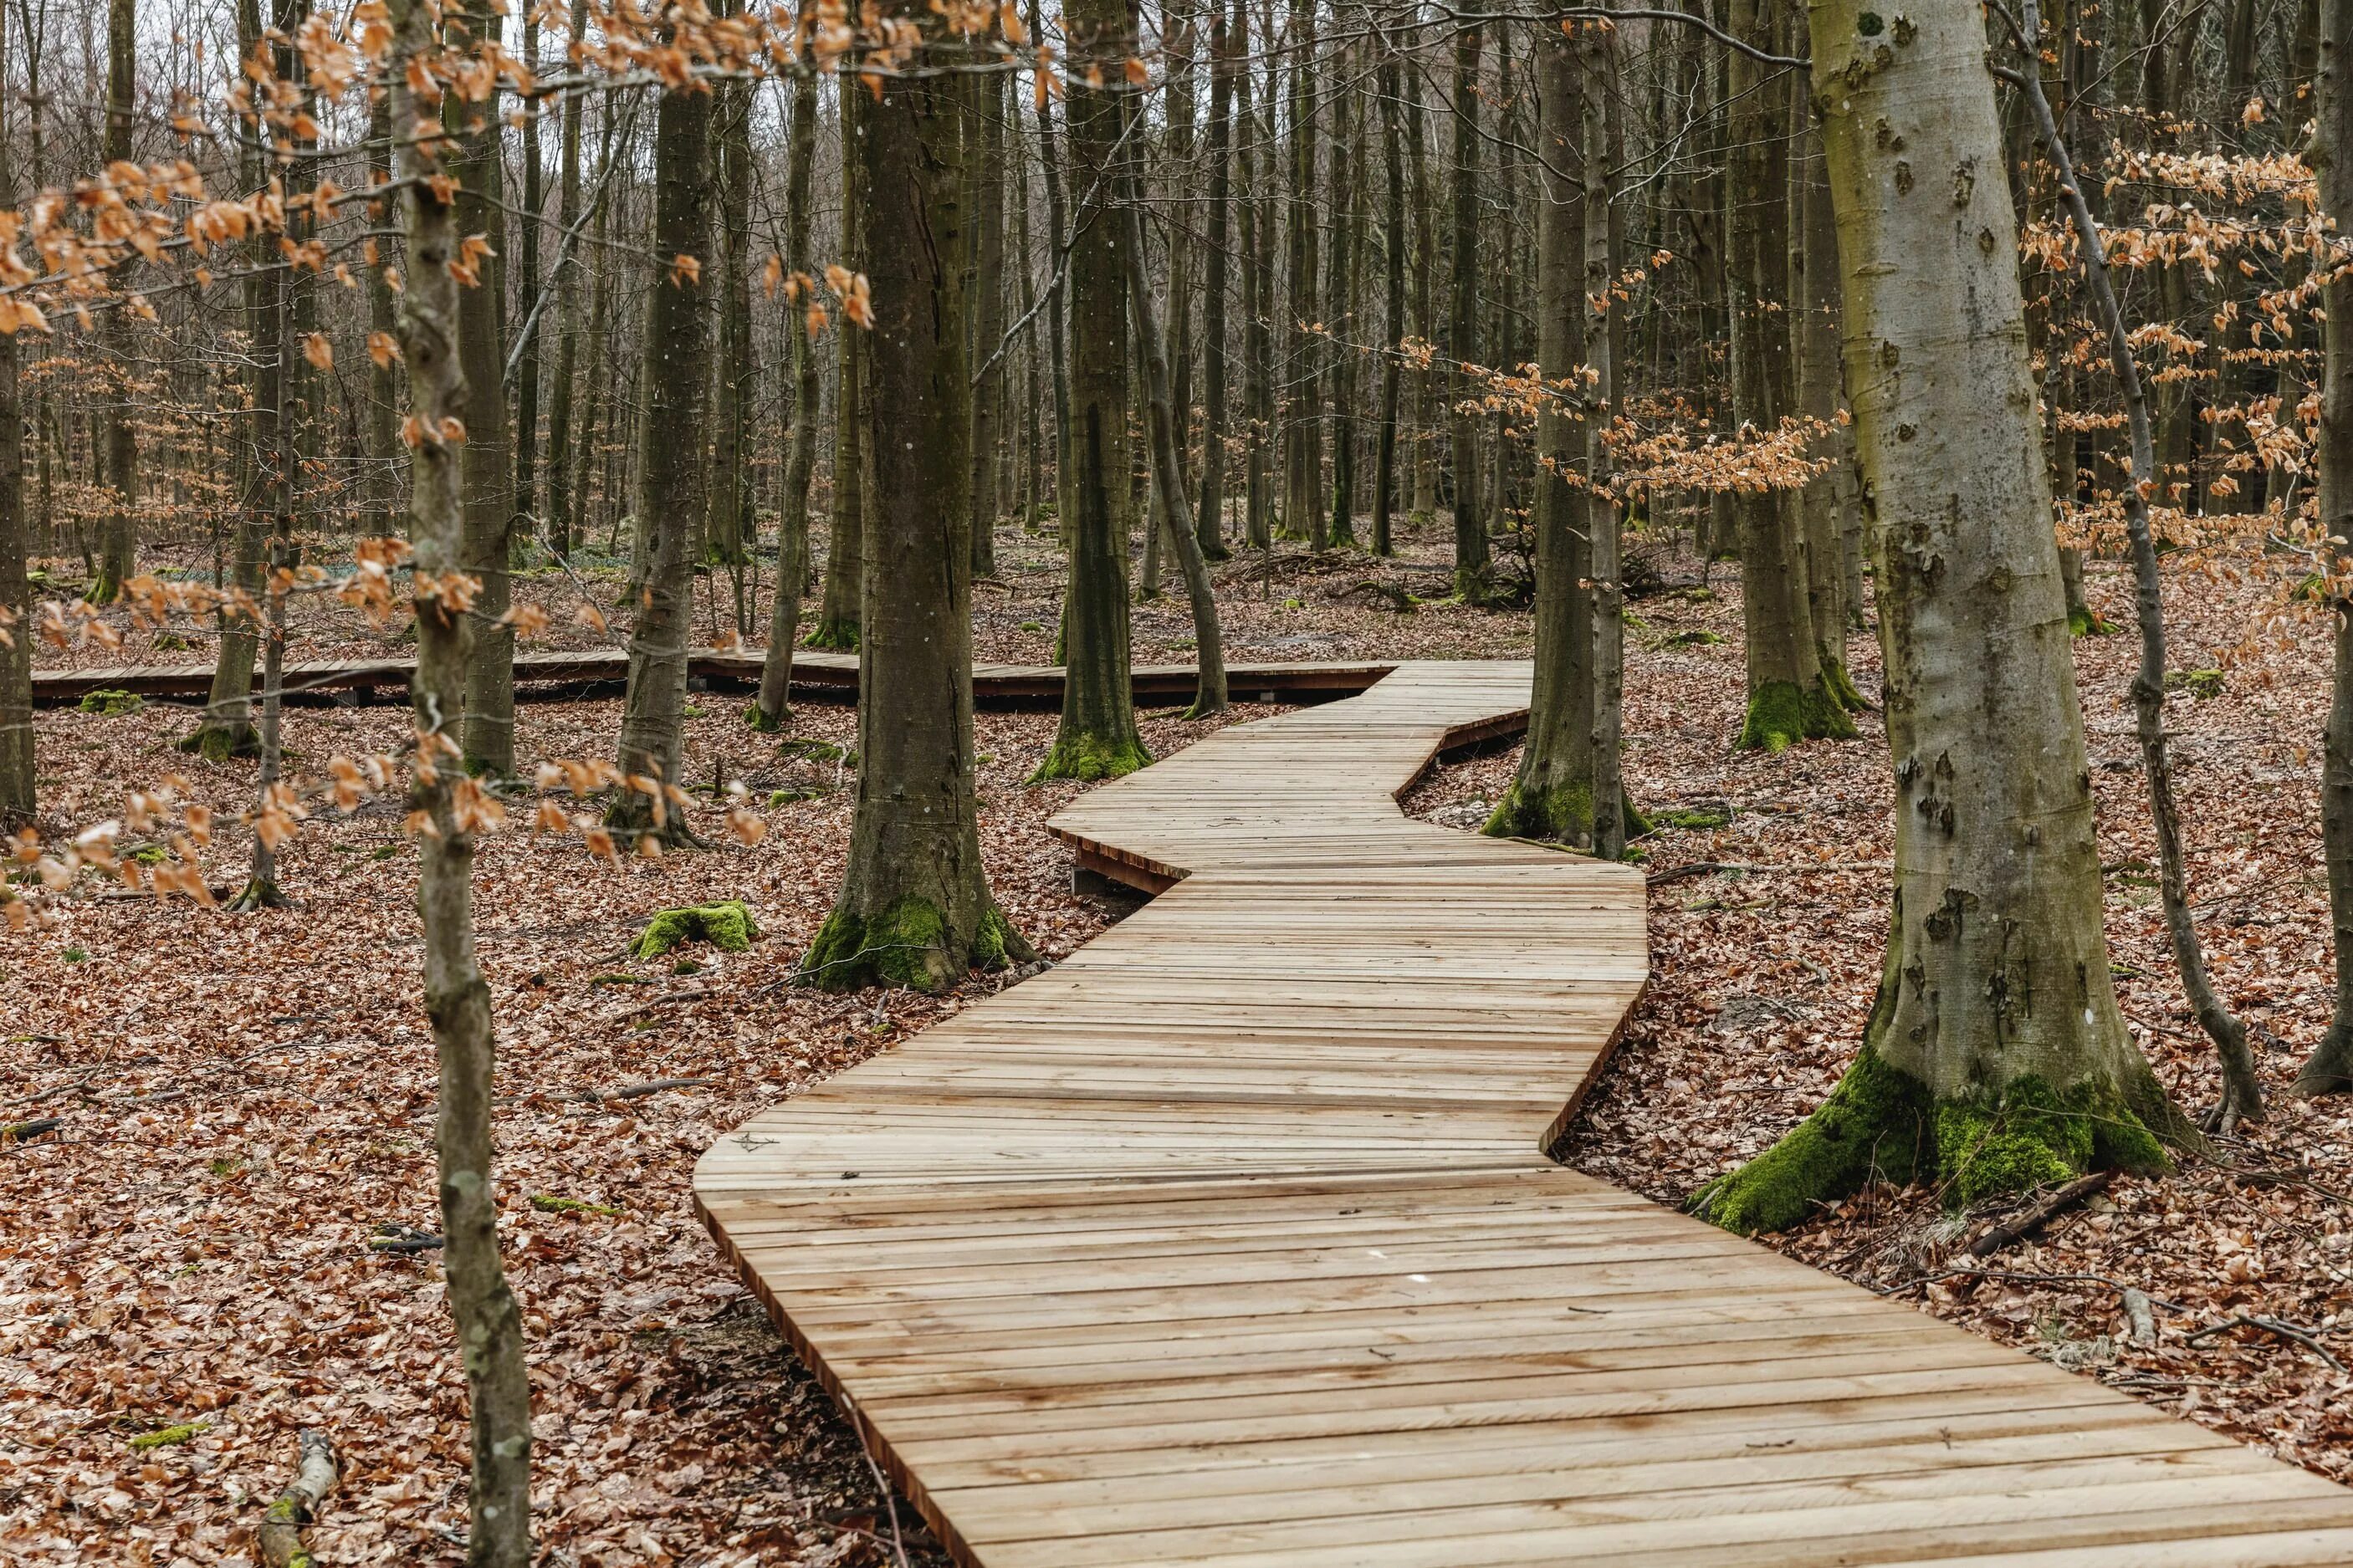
[8,509,2353,1563]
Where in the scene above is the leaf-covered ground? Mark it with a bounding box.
[12,516,2353,1562]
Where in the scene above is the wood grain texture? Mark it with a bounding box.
[695,660,2353,1565]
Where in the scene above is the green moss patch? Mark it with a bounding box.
[1029,730,1152,784]
[1737,678,1859,753]
[79,688,143,717]
[530,1194,622,1218]
[628,901,758,959]
[1690,1049,2171,1235]
[130,1422,207,1451]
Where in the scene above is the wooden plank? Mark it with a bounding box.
[692,660,2353,1565]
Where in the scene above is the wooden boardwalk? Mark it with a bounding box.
[30,647,1390,707]
[695,661,2353,1565]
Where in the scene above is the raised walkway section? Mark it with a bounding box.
[695,660,2353,1566]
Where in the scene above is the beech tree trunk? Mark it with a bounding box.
[706,52,754,632]
[1036,0,1150,782]
[609,72,714,842]
[1195,0,1237,562]
[187,0,274,764]
[808,74,864,651]
[387,1,532,1556]
[969,69,1009,581]
[92,0,136,608]
[1728,0,1849,751]
[1371,28,1403,558]
[0,1,25,829]
[1445,21,1491,601]
[2298,0,2353,1096]
[511,10,544,551]
[801,23,1034,992]
[541,0,590,559]
[1240,18,1274,551]
[1790,68,1859,705]
[1694,0,2194,1236]
[453,0,514,777]
[754,65,823,732]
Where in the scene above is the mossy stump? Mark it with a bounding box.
[802,619,859,651]
[629,901,759,959]
[1688,1045,2172,1236]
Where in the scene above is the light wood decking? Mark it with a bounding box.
[695,660,2353,1565]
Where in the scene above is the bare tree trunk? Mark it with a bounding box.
[1695,0,2195,1236]
[228,548,290,911]
[809,74,865,651]
[1195,0,1238,561]
[801,20,1035,992]
[1282,0,1324,547]
[1583,18,1629,861]
[185,0,272,764]
[1036,0,1150,781]
[1027,0,1076,535]
[754,65,823,731]
[1488,26,1595,845]
[1791,46,1859,706]
[1445,21,1491,601]
[1370,25,1402,559]
[386,3,531,1556]
[454,0,514,777]
[2000,2,2263,1130]
[91,0,137,607]
[706,50,754,634]
[0,0,26,829]
[366,93,405,531]
[511,8,545,554]
[1126,186,1228,718]
[2297,0,2353,1096]
[609,67,715,842]
[541,0,590,559]
[1240,13,1273,551]
[969,69,1009,580]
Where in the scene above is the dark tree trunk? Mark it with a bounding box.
[801,22,1035,992]
[609,71,715,842]
[810,75,865,651]
[1446,22,1491,601]
[1036,0,1150,781]
[512,10,545,553]
[91,0,136,608]
[542,0,591,559]
[0,0,25,828]
[1370,28,1403,558]
[969,69,1009,580]
[1194,0,1237,561]
[454,0,514,776]
[755,65,823,731]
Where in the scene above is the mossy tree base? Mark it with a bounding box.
[1737,678,1860,753]
[2067,605,2114,638]
[1819,657,1870,712]
[1481,780,1653,856]
[177,723,262,764]
[1029,731,1152,784]
[1688,1045,2173,1236]
[796,895,1029,993]
[802,619,859,651]
[227,878,292,912]
[2295,1025,2353,1098]
[743,701,790,733]
[630,901,758,959]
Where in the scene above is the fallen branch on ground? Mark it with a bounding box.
[258,1429,339,1568]
[1966,1171,2113,1259]
[2185,1315,2346,1372]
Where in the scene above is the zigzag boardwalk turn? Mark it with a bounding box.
[695,661,2353,1565]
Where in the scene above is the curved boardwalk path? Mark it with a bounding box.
[695,661,2353,1565]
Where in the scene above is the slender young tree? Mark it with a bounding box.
[184,0,277,764]
[1369,24,1403,558]
[0,0,26,829]
[1445,21,1491,601]
[706,39,755,631]
[541,0,591,558]
[754,64,826,731]
[2295,0,2353,1096]
[1034,0,1150,781]
[807,73,864,650]
[1240,5,1274,550]
[385,3,534,1555]
[511,8,545,547]
[968,69,1010,580]
[801,18,1036,991]
[609,68,716,841]
[91,0,138,608]
[1194,0,1237,561]
[1693,0,2196,1234]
